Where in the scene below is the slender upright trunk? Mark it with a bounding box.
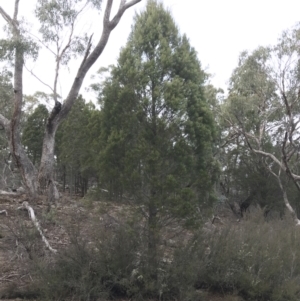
[62,165,66,192]
[10,25,39,200]
[148,195,158,281]
[147,79,159,281]
[38,126,59,203]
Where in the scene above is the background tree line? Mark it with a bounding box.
[3,0,300,226]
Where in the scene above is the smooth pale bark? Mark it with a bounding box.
[0,2,39,200]
[276,172,300,225]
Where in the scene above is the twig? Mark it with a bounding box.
[24,64,54,93]
[0,273,19,281]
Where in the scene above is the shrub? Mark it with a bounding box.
[34,215,201,301]
[194,208,300,301]
[34,207,300,301]
[36,221,143,300]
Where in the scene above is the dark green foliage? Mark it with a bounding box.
[97,0,216,215]
[92,1,217,284]
[91,2,218,284]
[22,104,48,165]
[0,69,13,119]
[0,69,13,153]
[56,96,96,195]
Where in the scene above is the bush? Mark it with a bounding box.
[36,221,143,301]
[35,215,201,301]
[194,208,300,301]
[34,207,300,301]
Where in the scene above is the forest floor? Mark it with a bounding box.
[0,193,243,301]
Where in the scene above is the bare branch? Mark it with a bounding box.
[110,0,142,30]
[24,64,54,93]
[254,149,284,168]
[53,1,88,101]
[104,0,113,26]
[123,0,142,10]
[26,31,56,56]
[0,210,7,216]
[78,34,93,70]
[21,201,57,253]
[13,0,20,21]
[253,149,300,181]
[57,0,142,123]
[0,6,13,26]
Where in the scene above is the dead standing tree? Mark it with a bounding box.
[0,0,142,204]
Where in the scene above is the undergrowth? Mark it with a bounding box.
[26,208,300,301]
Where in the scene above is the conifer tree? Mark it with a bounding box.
[56,96,94,195]
[23,104,48,165]
[98,0,216,282]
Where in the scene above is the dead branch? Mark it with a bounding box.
[19,201,57,253]
[252,149,300,180]
[0,6,17,29]
[0,209,8,216]
[24,64,55,93]
[0,190,20,196]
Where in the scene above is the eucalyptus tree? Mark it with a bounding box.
[222,24,300,224]
[98,0,216,280]
[0,0,142,203]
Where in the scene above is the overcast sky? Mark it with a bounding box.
[1,0,300,101]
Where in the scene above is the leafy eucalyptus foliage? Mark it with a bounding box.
[221,24,300,222]
[35,0,93,64]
